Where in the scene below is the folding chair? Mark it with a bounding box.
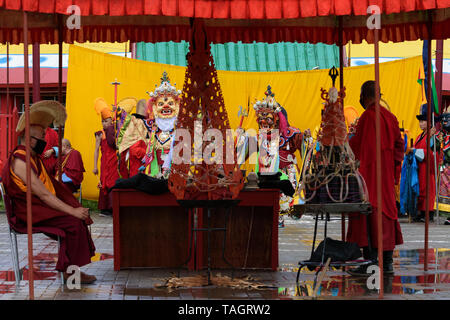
[0,181,64,288]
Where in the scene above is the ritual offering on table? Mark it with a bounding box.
[301,67,368,204]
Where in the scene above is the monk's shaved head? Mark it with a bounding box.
[62,138,71,148]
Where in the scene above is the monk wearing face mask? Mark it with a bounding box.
[1,100,96,284]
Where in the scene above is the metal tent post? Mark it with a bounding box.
[57,15,64,182]
[374,26,384,299]
[23,10,34,300]
[424,16,434,271]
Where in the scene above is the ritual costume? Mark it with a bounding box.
[40,127,59,176]
[439,113,450,223]
[94,98,120,215]
[251,86,305,226]
[116,99,150,177]
[1,101,95,275]
[413,104,440,222]
[141,72,181,178]
[56,144,85,193]
[113,97,139,179]
[346,97,404,272]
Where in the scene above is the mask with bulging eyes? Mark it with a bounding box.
[441,113,450,132]
[257,111,278,130]
[153,96,179,119]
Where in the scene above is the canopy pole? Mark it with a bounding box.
[338,16,345,242]
[374,26,384,299]
[6,42,10,148]
[23,10,34,300]
[424,14,433,272]
[32,43,41,103]
[57,15,63,182]
[435,39,444,225]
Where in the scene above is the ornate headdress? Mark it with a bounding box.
[148,71,182,102]
[253,85,282,114]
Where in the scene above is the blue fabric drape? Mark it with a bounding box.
[400,150,420,216]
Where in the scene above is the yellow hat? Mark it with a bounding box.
[94,97,112,120]
[117,97,138,114]
[16,100,66,133]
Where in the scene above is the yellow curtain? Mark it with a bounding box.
[66,45,424,200]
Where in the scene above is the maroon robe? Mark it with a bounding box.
[60,149,85,193]
[346,104,404,250]
[414,132,437,211]
[96,125,119,211]
[40,127,59,176]
[1,145,95,272]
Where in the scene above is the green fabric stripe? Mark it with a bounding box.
[136,41,339,72]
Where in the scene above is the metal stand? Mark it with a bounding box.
[177,199,240,285]
[293,203,373,288]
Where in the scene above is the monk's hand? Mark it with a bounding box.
[304,129,311,138]
[43,149,54,158]
[430,127,436,136]
[93,168,98,175]
[72,207,90,220]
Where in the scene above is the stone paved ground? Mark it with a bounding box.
[0,210,449,300]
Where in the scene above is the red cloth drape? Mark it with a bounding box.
[0,1,449,44]
[2,0,449,17]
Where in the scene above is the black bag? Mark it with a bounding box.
[111,173,169,195]
[309,237,362,266]
[257,172,295,197]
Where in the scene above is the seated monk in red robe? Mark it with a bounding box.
[2,101,96,284]
[347,81,404,276]
[55,138,86,193]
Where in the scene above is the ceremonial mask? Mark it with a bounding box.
[153,96,179,119]
[148,71,182,120]
[254,85,281,131]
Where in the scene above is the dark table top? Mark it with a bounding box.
[293,202,372,216]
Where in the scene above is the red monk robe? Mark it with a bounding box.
[59,148,85,193]
[346,103,404,251]
[97,124,120,211]
[128,140,147,176]
[40,127,59,176]
[414,132,437,211]
[1,145,95,272]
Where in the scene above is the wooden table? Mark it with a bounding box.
[112,189,280,271]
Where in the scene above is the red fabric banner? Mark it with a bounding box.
[1,0,449,17]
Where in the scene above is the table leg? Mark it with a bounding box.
[178,208,195,277]
[207,207,212,285]
[366,213,373,260]
[310,213,319,260]
[221,206,235,278]
[321,212,329,265]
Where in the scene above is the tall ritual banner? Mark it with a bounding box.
[168,20,244,200]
